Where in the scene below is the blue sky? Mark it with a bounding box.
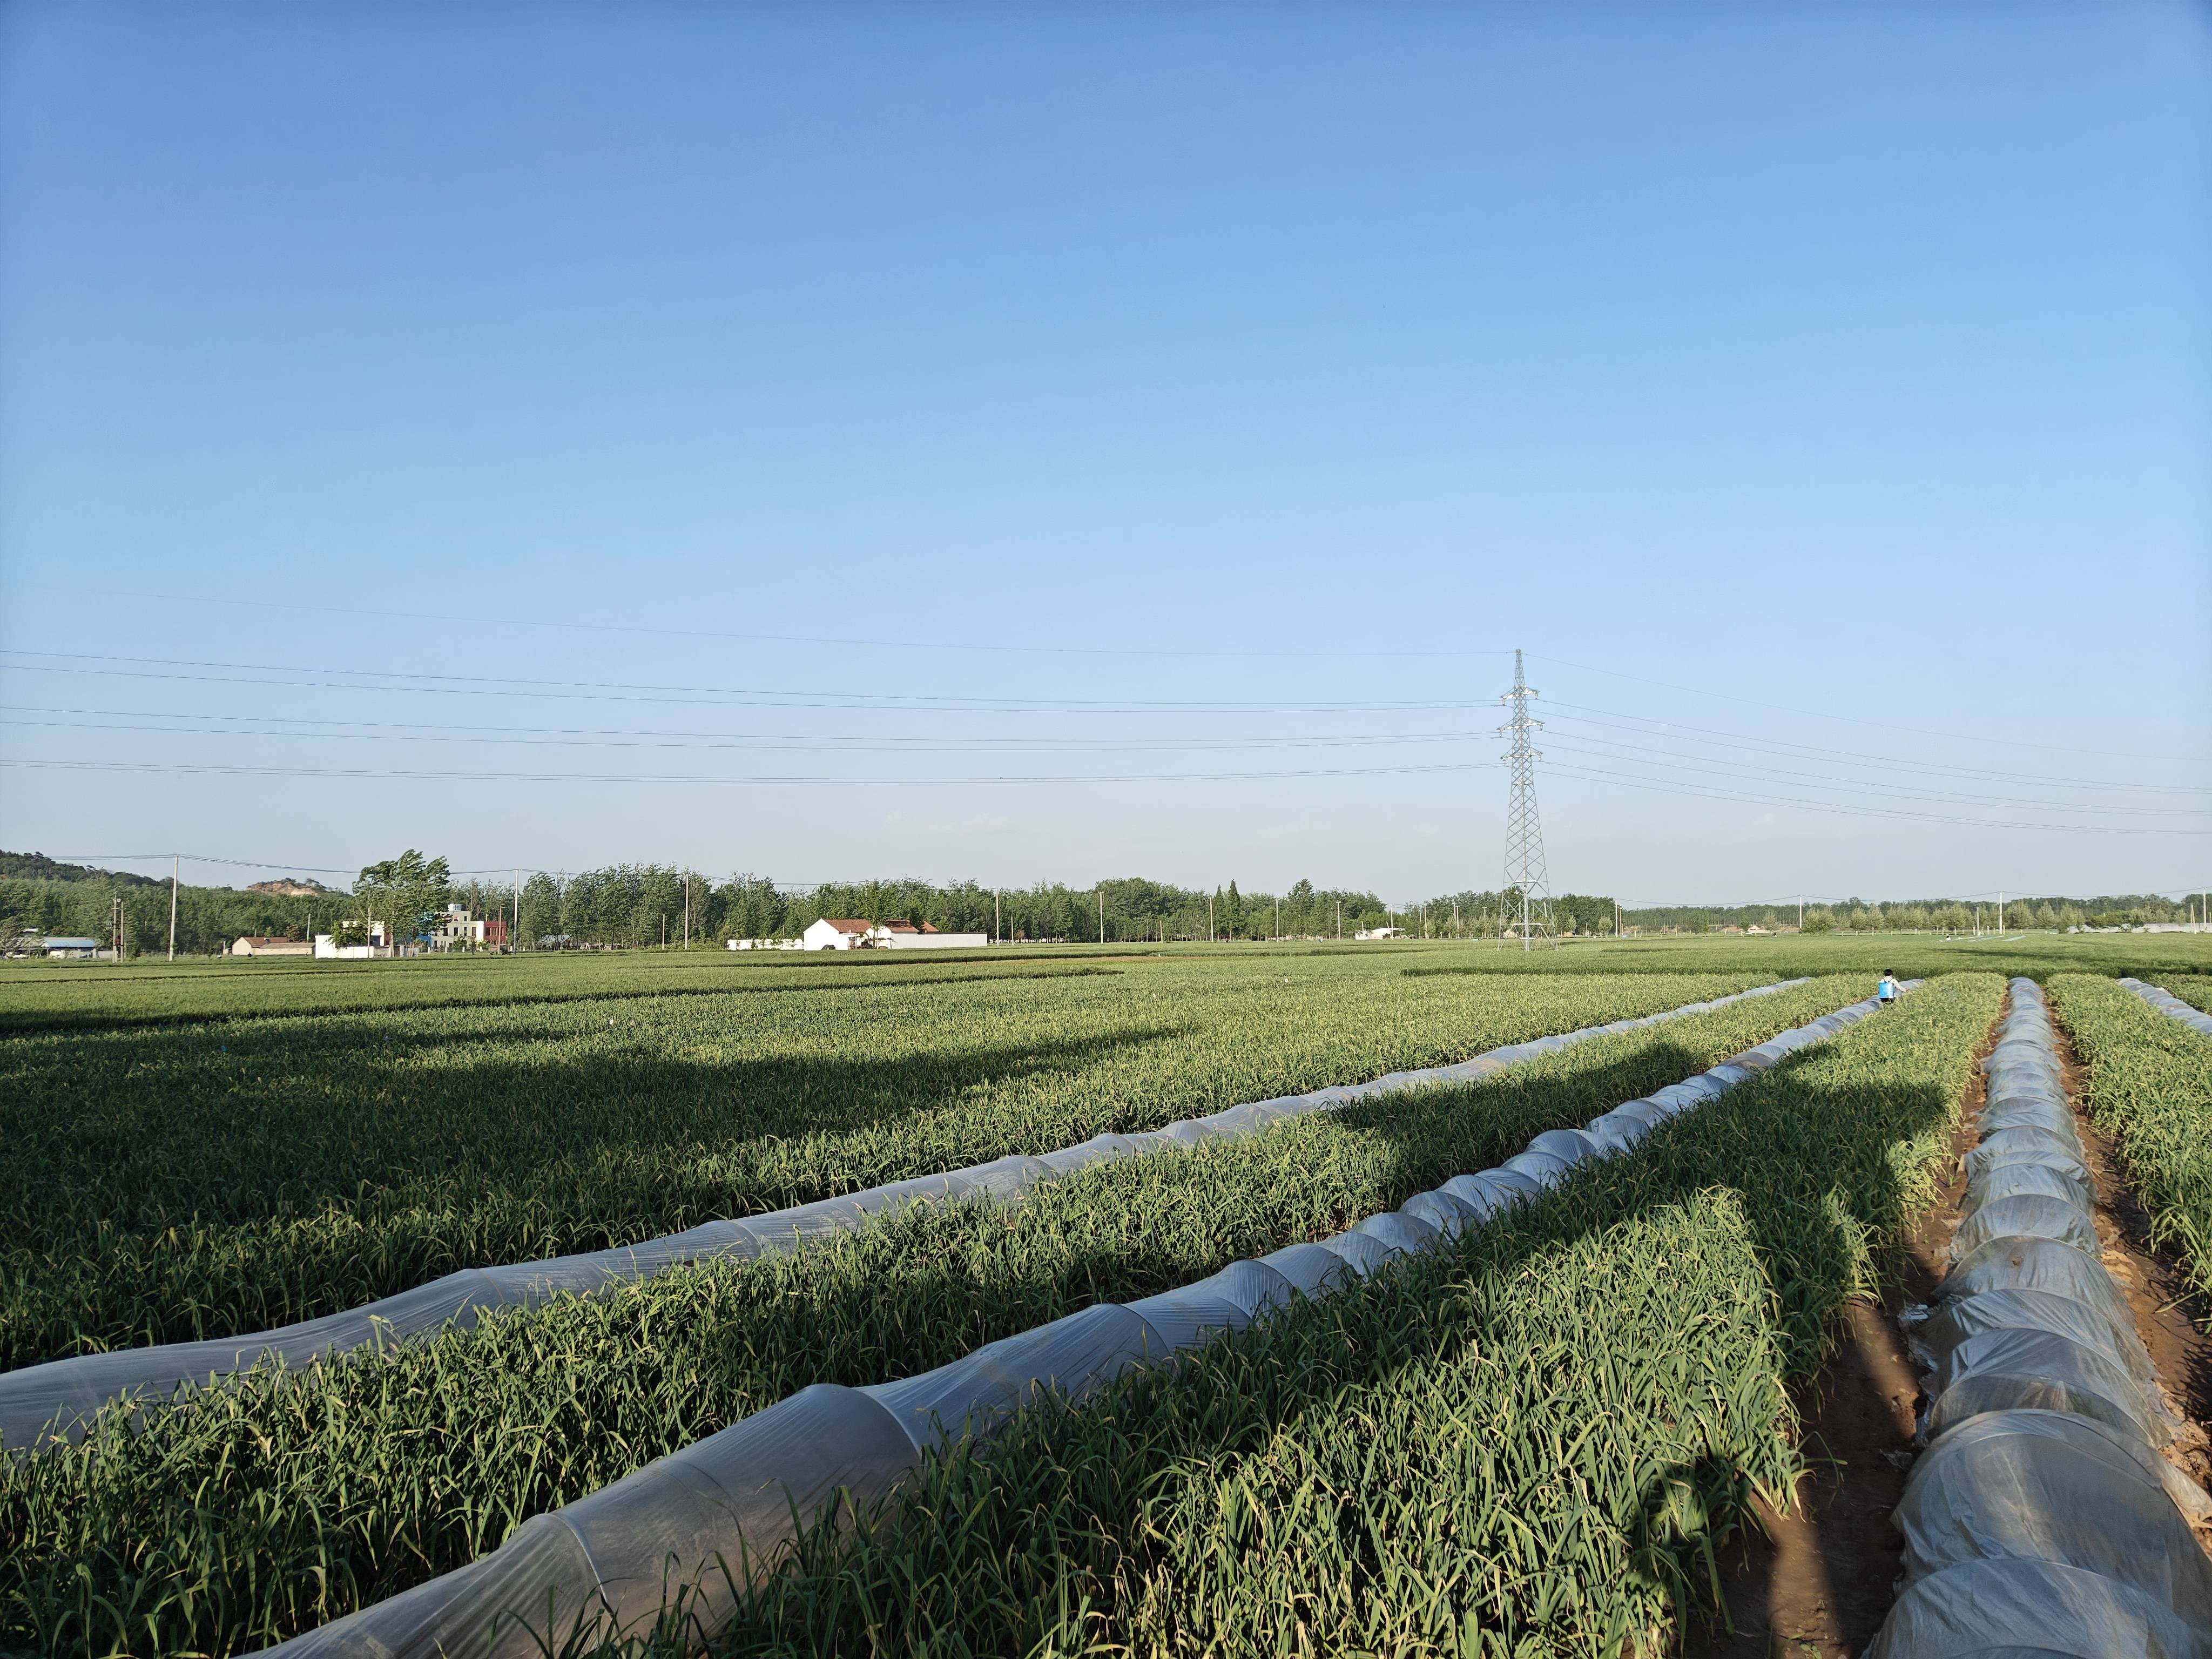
[2,2,2207,907]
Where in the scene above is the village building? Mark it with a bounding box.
[230,936,315,957]
[796,917,990,951]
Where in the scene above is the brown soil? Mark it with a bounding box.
[1688,990,2212,1659]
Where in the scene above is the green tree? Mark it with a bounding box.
[353,850,451,950]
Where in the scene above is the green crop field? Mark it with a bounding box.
[1,976,1866,1657]
[682,973,2007,1657]
[0,936,2199,1658]
[4,956,1779,1370]
[2053,974,2212,1304]
[0,926,2199,1034]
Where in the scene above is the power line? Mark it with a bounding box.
[0,651,1505,716]
[105,589,1516,664]
[1529,652,2180,762]
[1539,702,2212,795]
[1539,761,2211,836]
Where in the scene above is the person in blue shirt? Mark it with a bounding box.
[1877,970,1899,1006]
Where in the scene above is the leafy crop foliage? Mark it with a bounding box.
[0,980,1877,1657]
[0,961,1772,1371]
[2053,974,2212,1303]
[691,974,2002,1659]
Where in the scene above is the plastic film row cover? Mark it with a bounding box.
[0,977,1811,1453]
[2120,976,2212,1043]
[259,986,1893,1658]
[1871,979,2212,1659]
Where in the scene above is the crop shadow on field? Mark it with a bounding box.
[719,1050,1963,1653]
[2,1021,1229,1367]
[9,1019,1196,1227]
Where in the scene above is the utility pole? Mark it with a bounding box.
[683,874,691,949]
[1499,648,1553,952]
[994,888,1000,944]
[168,854,178,961]
[1098,886,1105,946]
[1336,896,1341,940]
[1797,895,1804,932]
[513,869,521,953]
[1998,891,2005,933]
[1209,891,1215,943]
[1274,894,1280,941]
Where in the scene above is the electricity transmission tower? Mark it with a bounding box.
[1499,648,1553,950]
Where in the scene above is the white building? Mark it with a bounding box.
[429,903,488,952]
[315,921,392,960]
[1353,926,1406,941]
[231,935,314,957]
[797,917,989,951]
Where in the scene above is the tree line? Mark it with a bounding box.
[1623,894,2207,933]
[497,869,1407,947]
[7,845,2194,957]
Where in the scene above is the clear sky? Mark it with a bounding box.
[2,1,2207,908]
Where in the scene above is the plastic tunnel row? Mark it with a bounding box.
[2120,976,2212,1042]
[1870,979,2212,1659]
[0,977,1812,1453]
[259,986,1898,1658]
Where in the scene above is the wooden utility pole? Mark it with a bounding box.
[683,874,691,949]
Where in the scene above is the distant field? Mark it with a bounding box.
[2,955,1769,1368]
[1,926,2201,1033]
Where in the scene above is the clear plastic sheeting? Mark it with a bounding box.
[0,976,1816,1453]
[1913,1290,2155,1390]
[257,985,1895,1658]
[1869,979,2212,1659]
[1870,1560,2212,1659]
[1894,1412,2212,1617]
[2119,978,2212,1043]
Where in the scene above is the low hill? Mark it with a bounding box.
[0,851,160,887]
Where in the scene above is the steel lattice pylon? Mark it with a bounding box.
[1499,648,1553,950]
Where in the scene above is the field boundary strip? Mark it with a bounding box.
[1869,979,2212,1659]
[255,982,1897,1659]
[0,977,1809,1452]
[2118,976,2212,1041]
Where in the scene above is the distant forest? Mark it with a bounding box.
[1,849,2198,956]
